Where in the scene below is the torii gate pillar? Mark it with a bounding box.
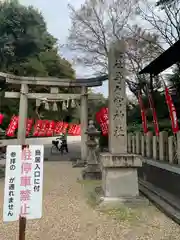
[80,86,88,162]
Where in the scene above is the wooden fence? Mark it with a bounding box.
[127,131,180,165]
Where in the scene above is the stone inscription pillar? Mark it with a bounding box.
[108,41,127,154]
[100,41,143,205]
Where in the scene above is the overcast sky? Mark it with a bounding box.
[20,0,108,96]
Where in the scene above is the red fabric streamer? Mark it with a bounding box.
[68,124,81,136]
[138,91,148,134]
[46,120,56,136]
[5,117,81,138]
[74,124,81,135]
[0,113,4,124]
[62,122,69,134]
[68,124,76,135]
[26,119,33,136]
[6,115,19,137]
[148,92,159,136]
[33,120,43,137]
[165,86,179,133]
[38,120,49,137]
[96,107,108,135]
[54,121,64,135]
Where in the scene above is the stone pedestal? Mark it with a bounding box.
[82,163,101,180]
[100,153,142,203]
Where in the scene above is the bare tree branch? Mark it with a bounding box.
[137,0,180,46]
[67,0,163,96]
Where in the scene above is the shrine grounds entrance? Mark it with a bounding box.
[0,72,107,162]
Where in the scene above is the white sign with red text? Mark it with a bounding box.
[3,145,44,222]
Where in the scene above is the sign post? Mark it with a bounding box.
[19,216,26,240]
[18,83,28,239]
[3,145,44,239]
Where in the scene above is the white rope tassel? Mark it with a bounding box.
[45,101,49,110]
[36,99,41,107]
[71,99,76,108]
[62,101,66,110]
[53,102,58,111]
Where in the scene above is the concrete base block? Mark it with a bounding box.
[100,152,142,198]
[102,167,139,197]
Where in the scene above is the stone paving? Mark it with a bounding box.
[0,160,180,240]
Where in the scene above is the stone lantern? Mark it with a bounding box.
[82,120,101,179]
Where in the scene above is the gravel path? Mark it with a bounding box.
[0,161,180,240]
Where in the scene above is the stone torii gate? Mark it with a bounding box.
[0,72,107,161]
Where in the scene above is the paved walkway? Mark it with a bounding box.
[0,161,180,240]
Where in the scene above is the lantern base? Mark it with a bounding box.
[72,158,86,168]
[82,164,102,180]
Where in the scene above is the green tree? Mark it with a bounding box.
[0,1,76,129]
[0,1,75,78]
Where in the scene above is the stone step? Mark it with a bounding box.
[139,179,180,225]
[139,179,180,212]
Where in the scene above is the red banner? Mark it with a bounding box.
[148,92,159,136]
[0,113,4,124]
[6,115,19,137]
[5,117,81,137]
[138,91,148,134]
[26,119,33,136]
[165,86,179,133]
[68,124,76,135]
[54,121,64,135]
[68,124,81,136]
[33,120,43,137]
[96,107,108,135]
[62,122,69,133]
[46,120,56,137]
[74,124,81,135]
[38,120,49,137]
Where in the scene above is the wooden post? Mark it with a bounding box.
[141,135,145,157]
[17,83,28,145]
[176,131,180,165]
[146,132,153,158]
[159,131,168,161]
[168,136,174,164]
[135,132,141,154]
[18,84,28,239]
[152,136,158,160]
[19,216,26,240]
